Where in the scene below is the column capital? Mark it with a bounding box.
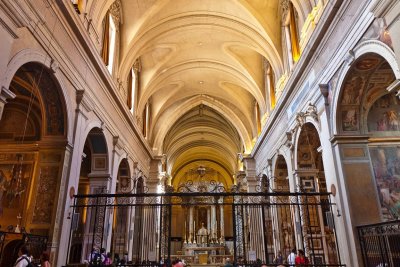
[0,86,16,120]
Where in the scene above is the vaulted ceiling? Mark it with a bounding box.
[88,0,288,184]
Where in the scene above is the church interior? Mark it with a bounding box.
[0,0,400,266]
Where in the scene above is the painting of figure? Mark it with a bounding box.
[341,76,363,105]
[370,147,400,220]
[368,92,400,133]
[342,109,358,131]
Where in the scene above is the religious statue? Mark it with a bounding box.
[197,222,208,244]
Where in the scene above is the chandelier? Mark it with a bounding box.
[4,154,26,207]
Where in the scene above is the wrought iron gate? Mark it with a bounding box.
[66,187,345,266]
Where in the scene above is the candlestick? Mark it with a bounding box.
[184,221,187,243]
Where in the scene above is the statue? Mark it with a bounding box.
[197,222,208,244]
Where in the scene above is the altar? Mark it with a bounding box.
[181,244,227,264]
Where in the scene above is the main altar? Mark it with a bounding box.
[171,167,232,265]
[181,221,226,264]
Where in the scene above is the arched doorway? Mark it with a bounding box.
[295,122,338,264]
[0,62,67,263]
[68,127,110,264]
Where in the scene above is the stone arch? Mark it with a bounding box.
[2,48,73,142]
[116,158,131,193]
[333,50,400,221]
[294,123,322,172]
[71,127,111,263]
[293,122,337,262]
[273,154,290,191]
[332,40,400,135]
[0,61,70,263]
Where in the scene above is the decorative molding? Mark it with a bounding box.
[280,0,290,22]
[109,0,122,26]
[319,83,330,106]
[50,58,59,73]
[0,16,19,39]
[0,86,16,101]
[344,50,355,66]
[285,131,294,151]
[386,79,400,97]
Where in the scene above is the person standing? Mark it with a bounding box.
[295,249,309,266]
[40,252,51,267]
[14,246,31,267]
[172,259,184,267]
[274,251,283,264]
[287,248,296,266]
[224,258,233,267]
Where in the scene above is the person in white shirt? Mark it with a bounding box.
[14,245,31,267]
[287,248,296,266]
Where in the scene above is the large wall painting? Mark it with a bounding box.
[369,146,400,220]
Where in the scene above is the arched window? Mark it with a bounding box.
[127,59,141,113]
[282,1,301,70]
[101,1,121,74]
[107,14,117,73]
[263,58,276,111]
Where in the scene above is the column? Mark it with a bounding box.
[57,90,92,266]
[189,206,194,243]
[244,157,266,262]
[211,205,216,243]
[219,199,225,243]
[207,207,211,241]
[140,158,161,262]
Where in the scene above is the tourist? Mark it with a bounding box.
[14,246,31,267]
[172,258,185,267]
[274,251,283,264]
[104,252,112,265]
[224,258,233,267]
[295,249,309,266]
[40,251,51,267]
[287,248,296,266]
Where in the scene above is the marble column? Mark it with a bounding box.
[207,207,211,241]
[139,158,161,262]
[189,206,194,243]
[244,157,266,262]
[211,205,216,243]
[219,199,225,243]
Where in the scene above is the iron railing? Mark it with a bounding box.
[358,220,400,267]
[66,189,345,267]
